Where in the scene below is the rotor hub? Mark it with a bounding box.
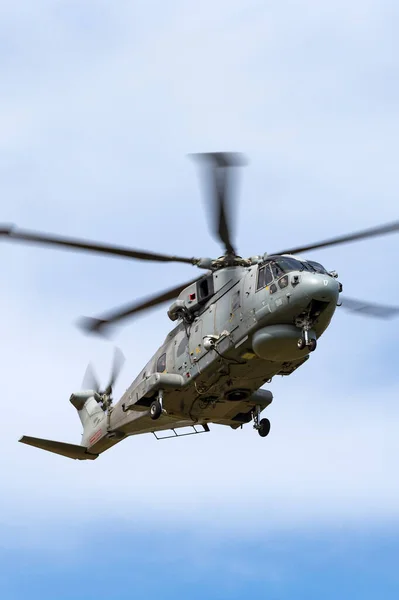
[211,255,252,270]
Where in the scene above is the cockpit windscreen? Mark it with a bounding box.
[306,260,328,274]
[267,256,328,275]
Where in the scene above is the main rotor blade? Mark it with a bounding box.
[191,152,247,257]
[77,276,200,335]
[0,224,200,266]
[274,220,399,255]
[104,347,125,395]
[339,296,399,319]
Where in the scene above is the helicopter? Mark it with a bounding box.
[2,152,399,461]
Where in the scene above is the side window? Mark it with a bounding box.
[271,262,284,280]
[156,353,166,373]
[257,265,273,290]
[231,290,240,312]
[257,267,265,290]
[278,275,289,289]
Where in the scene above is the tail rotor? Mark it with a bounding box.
[81,347,125,411]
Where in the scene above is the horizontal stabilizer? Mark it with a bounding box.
[19,436,98,460]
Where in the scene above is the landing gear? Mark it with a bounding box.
[297,327,317,352]
[297,337,306,350]
[252,405,271,438]
[258,418,271,438]
[297,336,317,351]
[296,313,318,353]
[150,390,164,420]
[309,339,317,352]
[150,400,162,420]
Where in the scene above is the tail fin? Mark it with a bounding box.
[69,391,107,446]
[19,391,106,460]
[19,436,98,460]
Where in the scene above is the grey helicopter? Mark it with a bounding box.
[2,152,399,461]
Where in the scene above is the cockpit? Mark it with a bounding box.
[256,255,330,292]
[267,255,329,275]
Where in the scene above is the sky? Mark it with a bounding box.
[1,1,399,598]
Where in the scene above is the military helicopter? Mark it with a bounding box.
[2,153,399,461]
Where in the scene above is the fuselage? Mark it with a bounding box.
[87,255,341,454]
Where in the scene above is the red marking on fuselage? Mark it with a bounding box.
[89,429,102,446]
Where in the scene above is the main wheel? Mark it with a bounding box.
[150,400,162,420]
[309,339,317,352]
[258,418,271,438]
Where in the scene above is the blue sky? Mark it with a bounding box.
[1,1,399,598]
[2,527,399,599]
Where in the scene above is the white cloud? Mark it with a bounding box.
[0,0,399,549]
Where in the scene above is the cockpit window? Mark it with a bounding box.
[269,256,304,276]
[256,264,273,290]
[257,266,266,290]
[156,353,166,373]
[267,256,328,276]
[307,260,328,274]
[298,261,313,272]
[271,262,284,279]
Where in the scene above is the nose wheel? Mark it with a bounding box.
[297,328,317,352]
[252,405,271,438]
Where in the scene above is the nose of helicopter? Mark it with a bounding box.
[300,272,340,304]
